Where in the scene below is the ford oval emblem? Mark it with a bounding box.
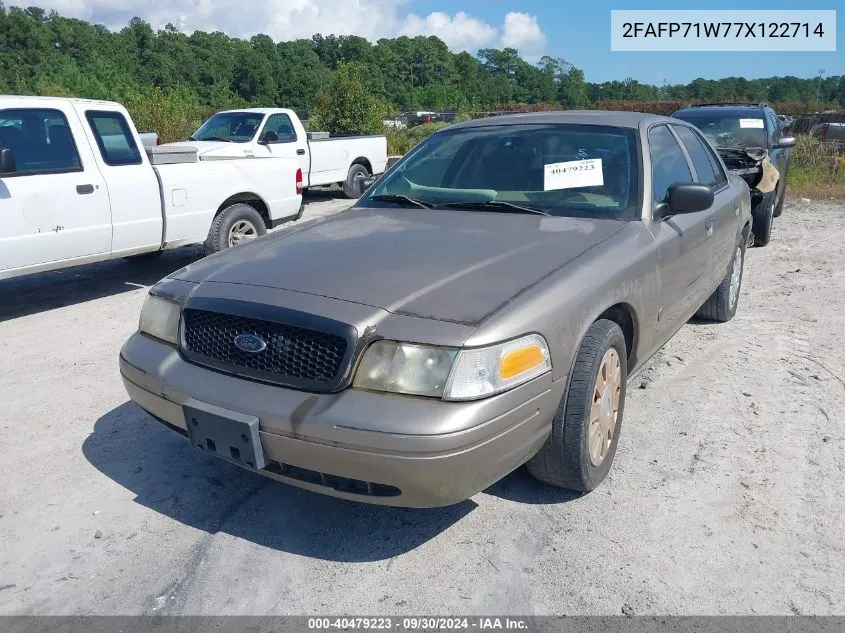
[234,333,267,354]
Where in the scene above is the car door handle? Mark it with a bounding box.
[296,149,306,155]
[705,216,715,236]
[76,184,95,195]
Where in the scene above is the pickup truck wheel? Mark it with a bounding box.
[205,203,266,254]
[343,164,370,199]
[751,192,774,247]
[695,237,745,323]
[527,319,627,492]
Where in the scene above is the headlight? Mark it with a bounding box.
[353,341,458,397]
[138,293,182,345]
[353,334,551,401]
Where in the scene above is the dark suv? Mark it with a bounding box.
[672,103,795,247]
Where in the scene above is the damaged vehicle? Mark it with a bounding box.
[673,103,795,247]
[120,112,751,507]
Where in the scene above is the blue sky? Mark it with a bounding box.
[423,0,843,83]
[12,0,843,85]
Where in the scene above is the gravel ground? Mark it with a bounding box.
[1,197,843,616]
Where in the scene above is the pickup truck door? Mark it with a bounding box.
[79,107,163,254]
[646,124,714,344]
[0,104,110,275]
[672,124,739,289]
[256,113,310,184]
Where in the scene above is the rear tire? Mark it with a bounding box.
[527,320,627,492]
[204,203,266,255]
[773,172,787,218]
[343,163,370,199]
[695,236,746,323]
[751,191,774,247]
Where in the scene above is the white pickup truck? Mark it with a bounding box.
[186,108,388,198]
[0,96,302,281]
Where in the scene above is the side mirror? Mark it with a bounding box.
[776,136,796,149]
[258,131,278,145]
[360,176,377,192]
[0,148,16,175]
[661,183,714,216]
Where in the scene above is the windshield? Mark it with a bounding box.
[192,112,264,143]
[362,123,640,220]
[673,112,767,149]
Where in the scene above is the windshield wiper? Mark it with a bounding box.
[440,200,550,216]
[195,136,232,142]
[369,194,434,209]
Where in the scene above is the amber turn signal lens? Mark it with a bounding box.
[499,345,545,380]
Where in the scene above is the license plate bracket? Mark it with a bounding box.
[183,399,266,471]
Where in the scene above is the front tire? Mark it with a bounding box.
[204,203,266,255]
[751,191,775,247]
[343,163,370,199]
[527,320,627,492]
[695,237,746,323]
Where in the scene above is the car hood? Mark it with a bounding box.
[171,208,625,325]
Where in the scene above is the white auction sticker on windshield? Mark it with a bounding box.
[544,158,604,191]
[739,118,765,129]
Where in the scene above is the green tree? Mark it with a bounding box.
[309,63,389,134]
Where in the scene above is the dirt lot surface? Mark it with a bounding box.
[1,197,843,616]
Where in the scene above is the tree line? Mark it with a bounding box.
[1,5,843,118]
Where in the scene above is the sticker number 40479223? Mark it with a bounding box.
[544,158,604,191]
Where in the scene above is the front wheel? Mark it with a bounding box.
[204,203,266,254]
[343,164,370,199]
[527,320,627,492]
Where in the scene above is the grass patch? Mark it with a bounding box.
[786,135,845,198]
[386,122,451,155]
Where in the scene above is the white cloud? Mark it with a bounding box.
[9,0,547,59]
[501,12,547,63]
[399,11,498,51]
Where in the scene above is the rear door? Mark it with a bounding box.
[81,107,162,254]
[256,112,310,182]
[0,103,110,275]
[672,124,738,289]
[645,124,713,342]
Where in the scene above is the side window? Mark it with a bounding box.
[648,125,693,203]
[0,108,82,176]
[261,114,297,143]
[673,125,721,189]
[85,111,142,166]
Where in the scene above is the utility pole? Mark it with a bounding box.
[816,69,826,103]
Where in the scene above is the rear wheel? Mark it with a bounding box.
[773,170,787,218]
[204,203,266,254]
[695,237,745,323]
[751,191,775,247]
[343,163,370,199]
[527,320,627,492]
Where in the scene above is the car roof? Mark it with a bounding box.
[673,104,768,117]
[447,110,676,130]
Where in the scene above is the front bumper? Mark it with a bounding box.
[119,332,565,507]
